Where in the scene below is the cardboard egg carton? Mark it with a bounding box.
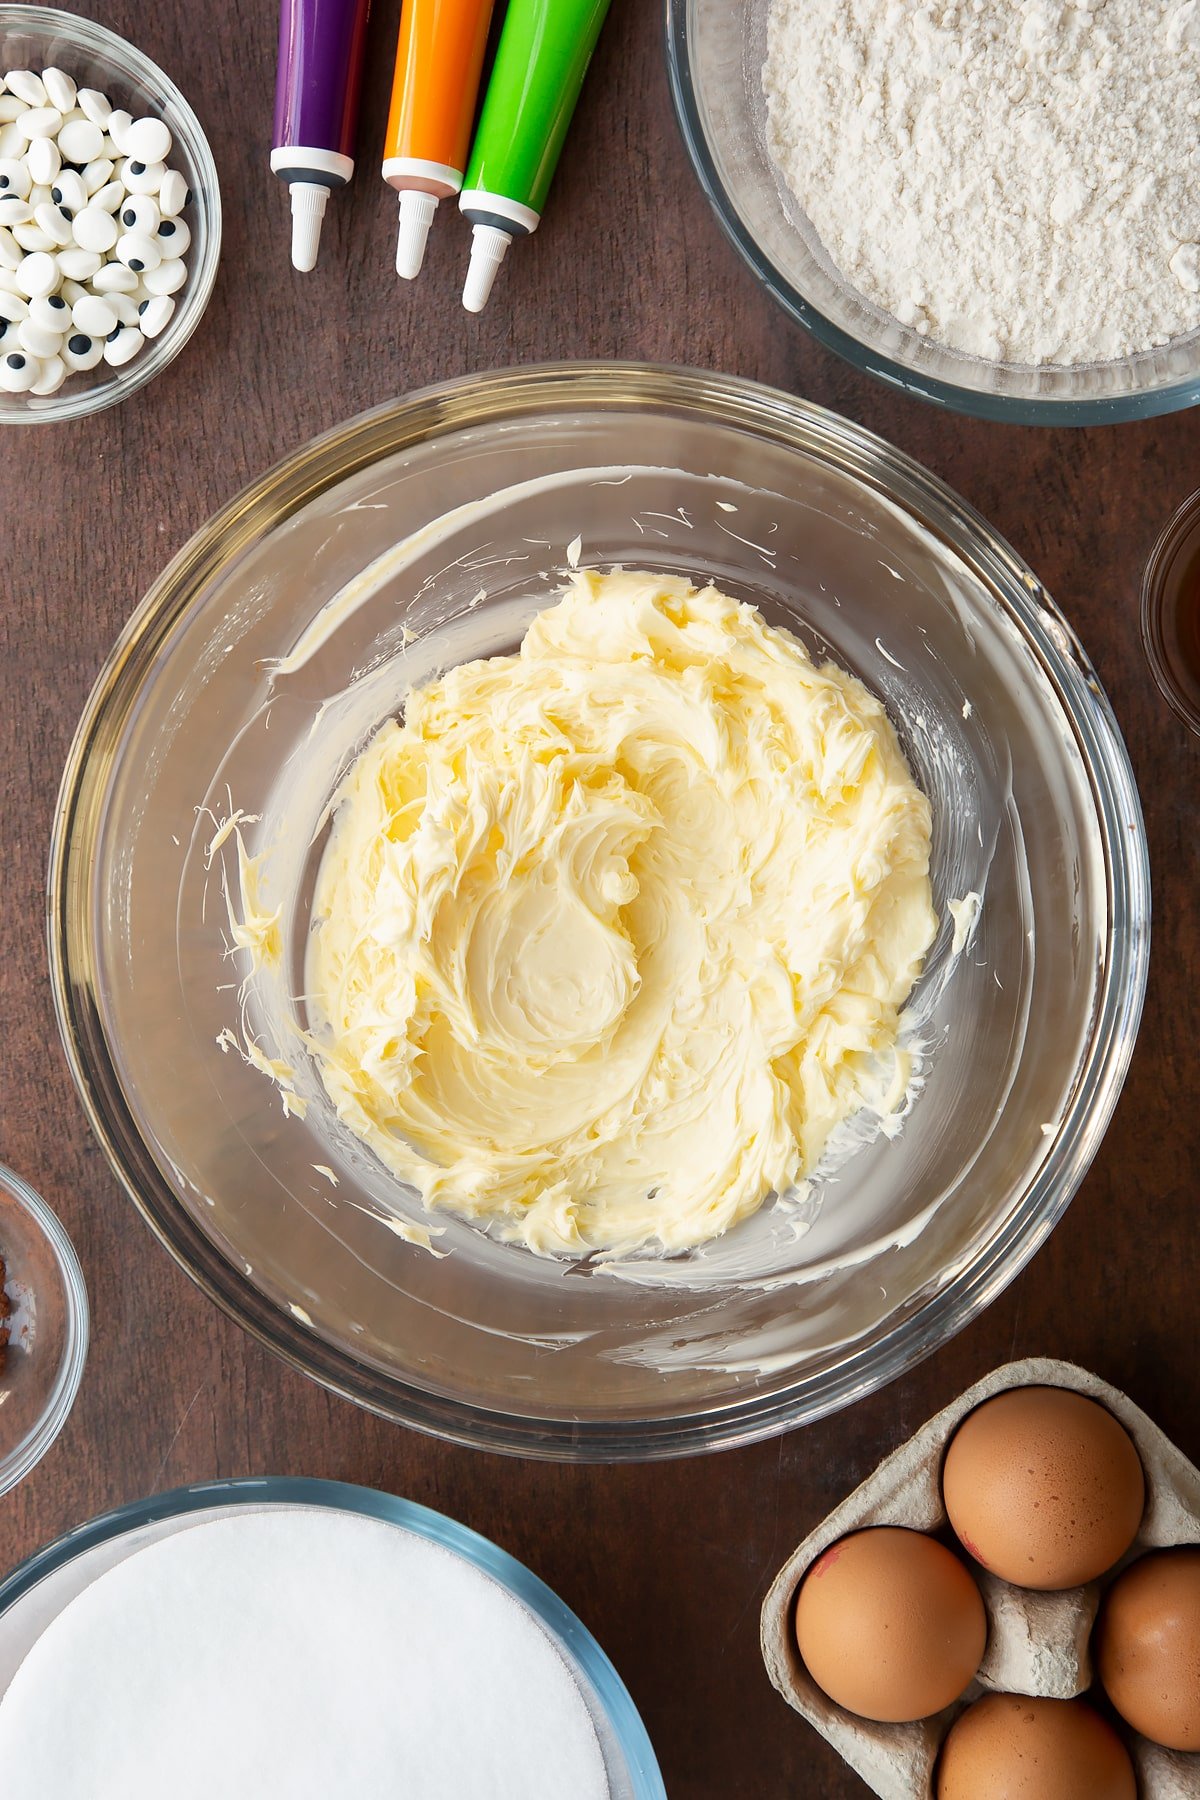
[761,1358,1200,1797]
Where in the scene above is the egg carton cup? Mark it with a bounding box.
[761,1357,1200,1798]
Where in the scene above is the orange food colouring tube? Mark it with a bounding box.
[383,0,496,279]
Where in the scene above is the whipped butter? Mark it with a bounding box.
[301,569,938,1256]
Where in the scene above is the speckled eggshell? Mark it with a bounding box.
[1097,1547,1200,1751]
[942,1386,1145,1589]
[935,1695,1137,1800]
[794,1527,987,1724]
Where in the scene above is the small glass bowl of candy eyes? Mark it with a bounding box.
[0,6,220,422]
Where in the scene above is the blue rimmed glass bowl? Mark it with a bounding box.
[664,0,1200,424]
[0,1476,665,1798]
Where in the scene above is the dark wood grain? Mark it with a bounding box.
[1,2,1197,1795]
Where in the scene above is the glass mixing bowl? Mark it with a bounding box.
[664,0,1200,424]
[49,364,1150,1459]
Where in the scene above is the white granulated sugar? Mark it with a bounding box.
[0,1509,610,1799]
[763,0,1200,366]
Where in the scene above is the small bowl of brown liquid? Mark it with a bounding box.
[0,1166,89,1495]
[1143,490,1200,736]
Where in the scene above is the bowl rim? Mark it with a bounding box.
[1140,486,1200,737]
[0,3,222,424]
[662,0,1200,426]
[0,1162,89,1496]
[47,362,1152,1460]
[0,1474,667,1797]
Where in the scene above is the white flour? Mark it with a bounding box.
[763,0,1200,366]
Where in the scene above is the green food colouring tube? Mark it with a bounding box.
[459,0,614,311]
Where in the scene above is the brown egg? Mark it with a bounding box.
[793,1526,986,1723]
[942,1386,1144,1589]
[936,1695,1137,1799]
[1096,1545,1200,1750]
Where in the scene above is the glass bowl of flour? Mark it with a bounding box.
[49,365,1149,1457]
[666,0,1200,422]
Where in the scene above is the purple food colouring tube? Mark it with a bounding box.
[271,0,372,271]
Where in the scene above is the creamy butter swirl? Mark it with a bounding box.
[306,570,938,1255]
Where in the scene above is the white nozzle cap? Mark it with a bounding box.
[396,190,439,280]
[289,181,329,272]
[463,222,512,313]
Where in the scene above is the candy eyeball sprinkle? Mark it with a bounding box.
[156,216,189,258]
[120,194,158,234]
[157,168,187,216]
[61,330,102,371]
[102,322,143,365]
[30,350,65,393]
[106,109,134,153]
[6,71,47,106]
[137,293,174,337]
[41,68,76,114]
[56,117,103,165]
[28,292,65,329]
[55,169,87,211]
[125,116,171,164]
[76,89,113,128]
[0,348,38,390]
[120,156,166,196]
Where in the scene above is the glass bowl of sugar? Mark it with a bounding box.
[666,0,1200,424]
[0,1481,665,1797]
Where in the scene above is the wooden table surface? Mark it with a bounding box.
[1,2,1197,1794]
